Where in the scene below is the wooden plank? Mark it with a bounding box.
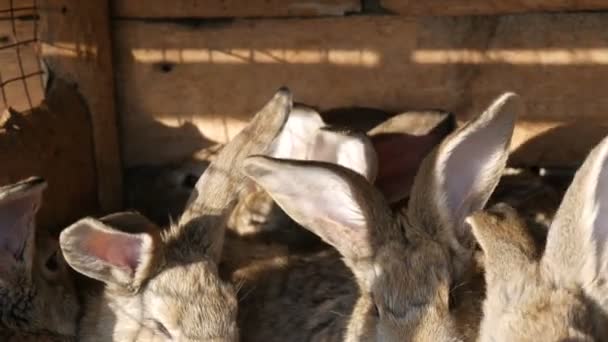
[38,0,123,213]
[0,0,37,18]
[0,16,44,113]
[114,13,608,168]
[113,0,361,18]
[0,80,98,235]
[380,0,608,16]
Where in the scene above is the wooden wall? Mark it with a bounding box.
[4,0,608,194]
[0,80,98,234]
[111,1,608,169]
[1,0,122,222]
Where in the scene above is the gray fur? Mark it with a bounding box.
[238,93,519,341]
[0,177,79,339]
[60,89,291,341]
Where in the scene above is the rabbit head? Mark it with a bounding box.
[243,93,518,341]
[60,89,291,341]
[0,177,79,337]
[469,135,608,341]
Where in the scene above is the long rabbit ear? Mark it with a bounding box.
[270,106,378,181]
[408,93,518,254]
[542,135,608,294]
[243,156,392,261]
[467,204,538,287]
[370,111,455,203]
[60,212,160,290]
[0,177,46,277]
[312,128,378,182]
[178,88,291,261]
[270,105,324,160]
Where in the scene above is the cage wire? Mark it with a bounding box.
[0,0,44,114]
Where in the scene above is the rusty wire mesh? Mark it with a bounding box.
[0,0,44,113]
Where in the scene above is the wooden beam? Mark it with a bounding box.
[114,13,608,168]
[112,0,361,18]
[38,0,123,213]
[380,0,608,16]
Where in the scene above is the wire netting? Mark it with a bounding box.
[0,0,44,113]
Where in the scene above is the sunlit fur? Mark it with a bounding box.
[239,93,518,341]
[471,137,608,341]
[469,205,601,341]
[77,241,238,341]
[62,89,291,341]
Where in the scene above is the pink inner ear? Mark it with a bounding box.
[372,133,440,202]
[80,230,143,272]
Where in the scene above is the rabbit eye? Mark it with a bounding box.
[154,320,172,339]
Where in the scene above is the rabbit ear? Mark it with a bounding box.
[312,128,378,182]
[371,133,448,204]
[467,204,538,286]
[409,93,518,249]
[0,177,46,275]
[178,88,291,261]
[542,135,608,290]
[370,111,455,203]
[59,213,160,290]
[270,106,378,181]
[270,105,324,160]
[243,156,391,260]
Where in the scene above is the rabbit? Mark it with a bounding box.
[229,106,454,251]
[0,177,79,340]
[236,92,519,341]
[228,105,380,250]
[467,134,608,341]
[226,105,328,244]
[220,124,382,279]
[487,167,567,248]
[58,88,292,341]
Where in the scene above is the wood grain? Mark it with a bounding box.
[380,0,608,16]
[38,0,123,213]
[114,13,608,168]
[113,0,361,18]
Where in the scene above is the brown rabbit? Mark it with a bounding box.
[238,92,519,341]
[468,135,608,341]
[0,177,79,340]
[487,168,566,248]
[229,106,454,250]
[228,107,379,249]
[58,89,291,341]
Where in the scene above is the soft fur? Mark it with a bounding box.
[228,106,378,248]
[238,93,519,341]
[470,135,608,341]
[228,107,453,249]
[0,177,79,339]
[60,89,292,341]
